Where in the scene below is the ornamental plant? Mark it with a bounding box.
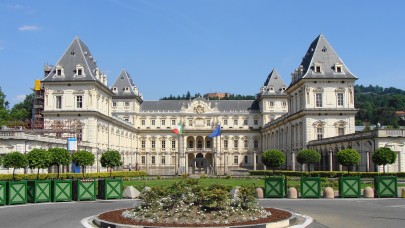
[100,150,122,177]
[49,148,71,179]
[3,151,28,180]
[26,148,52,179]
[372,147,397,173]
[336,149,360,174]
[296,149,321,176]
[261,149,286,176]
[71,150,95,178]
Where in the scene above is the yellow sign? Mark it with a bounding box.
[34,80,41,91]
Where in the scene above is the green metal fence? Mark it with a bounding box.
[98,178,123,200]
[264,177,285,198]
[73,179,96,201]
[27,180,52,203]
[374,176,398,198]
[7,180,28,205]
[52,180,72,202]
[0,181,6,206]
[339,176,361,198]
[300,177,321,198]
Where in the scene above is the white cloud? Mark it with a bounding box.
[13,95,26,104]
[18,25,41,32]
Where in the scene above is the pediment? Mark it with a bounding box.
[181,98,218,113]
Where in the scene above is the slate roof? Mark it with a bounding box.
[111,69,140,97]
[42,37,102,83]
[262,69,287,95]
[140,100,259,112]
[293,34,357,83]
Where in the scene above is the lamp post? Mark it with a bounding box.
[329,146,333,171]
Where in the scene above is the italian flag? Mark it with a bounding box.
[173,122,183,135]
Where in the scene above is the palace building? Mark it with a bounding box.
[1,34,403,175]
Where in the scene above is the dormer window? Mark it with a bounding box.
[124,87,129,91]
[313,62,322,73]
[55,65,64,76]
[75,64,85,77]
[334,63,343,73]
[112,87,117,93]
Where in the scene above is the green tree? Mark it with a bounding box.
[336,149,360,174]
[49,148,71,179]
[71,150,95,177]
[261,149,286,176]
[9,93,33,121]
[100,150,122,177]
[372,147,397,173]
[26,148,52,179]
[3,152,28,180]
[296,149,321,176]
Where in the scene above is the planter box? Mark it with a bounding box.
[300,177,321,198]
[374,176,398,198]
[73,179,96,201]
[27,180,52,203]
[7,180,28,205]
[98,178,123,200]
[264,177,285,198]
[52,180,72,202]
[339,176,361,198]
[0,181,6,206]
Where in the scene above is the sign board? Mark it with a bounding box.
[67,138,77,151]
[34,80,41,91]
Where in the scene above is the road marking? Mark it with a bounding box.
[290,213,313,228]
[386,205,405,208]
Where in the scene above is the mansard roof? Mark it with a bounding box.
[42,37,103,83]
[140,100,259,112]
[261,68,287,95]
[111,69,141,99]
[291,34,357,84]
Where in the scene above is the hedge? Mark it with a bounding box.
[249,170,405,178]
[0,171,146,181]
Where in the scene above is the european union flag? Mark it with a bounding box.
[208,125,221,138]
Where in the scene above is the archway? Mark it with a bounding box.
[190,153,209,174]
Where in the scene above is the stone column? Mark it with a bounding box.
[329,151,333,171]
[292,151,296,171]
[224,152,228,175]
[366,151,370,172]
[146,152,149,175]
[253,151,257,170]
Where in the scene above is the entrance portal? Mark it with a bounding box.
[190,153,209,174]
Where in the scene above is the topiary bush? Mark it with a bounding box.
[261,150,286,176]
[336,149,361,174]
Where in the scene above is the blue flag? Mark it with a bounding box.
[208,125,221,138]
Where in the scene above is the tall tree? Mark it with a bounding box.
[3,152,28,180]
[372,147,397,173]
[26,148,52,179]
[261,149,286,176]
[49,148,71,179]
[296,149,321,176]
[336,149,360,174]
[71,150,95,177]
[100,150,122,177]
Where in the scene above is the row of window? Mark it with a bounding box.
[139,139,259,149]
[316,127,345,139]
[139,155,257,165]
[140,119,260,127]
[55,95,83,109]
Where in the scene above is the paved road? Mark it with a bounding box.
[259,198,405,228]
[0,198,405,228]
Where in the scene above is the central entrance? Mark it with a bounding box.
[189,152,213,174]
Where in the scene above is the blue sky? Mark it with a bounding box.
[1,0,404,107]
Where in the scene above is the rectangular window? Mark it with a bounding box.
[188,119,193,126]
[254,119,258,125]
[151,120,155,125]
[141,120,145,125]
[78,68,83,76]
[244,140,248,148]
[172,140,176,149]
[254,140,259,149]
[124,117,129,122]
[317,128,323,139]
[77,129,82,141]
[113,102,117,107]
[57,69,62,75]
[151,140,156,149]
[234,156,238,164]
[141,141,146,149]
[243,119,248,125]
[234,119,238,126]
[223,119,228,125]
[171,120,176,125]
[337,93,344,106]
[224,140,228,149]
[161,156,166,164]
[316,93,323,107]
[338,128,345,136]
[188,141,194,148]
[161,119,166,126]
[234,140,238,148]
[141,156,145,164]
[282,101,287,107]
[315,66,321,73]
[270,101,274,107]
[161,141,166,149]
[125,102,130,106]
[56,96,62,109]
[76,96,83,108]
[151,156,155,164]
[336,66,342,73]
[244,155,248,164]
[206,140,211,148]
[206,119,211,126]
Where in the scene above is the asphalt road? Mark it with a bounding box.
[0,198,404,228]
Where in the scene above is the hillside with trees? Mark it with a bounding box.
[160,91,255,100]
